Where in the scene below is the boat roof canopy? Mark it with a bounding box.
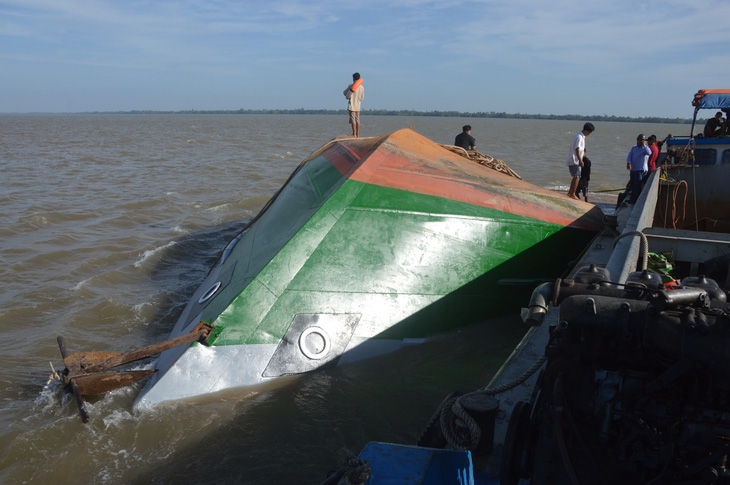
[692,89,730,109]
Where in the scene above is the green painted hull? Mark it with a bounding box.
[210,179,593,344]
[134,129,603,407]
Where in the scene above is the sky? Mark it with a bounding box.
[1,0,730,118]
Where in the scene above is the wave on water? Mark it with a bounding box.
[130,290,172,321]
[71,278,91,291]
[26,214,49,228]
[269,151,296,159]
[545,182,569,191]
[133,241,177,269]
[30,375,82,426]
[206,202,233,213]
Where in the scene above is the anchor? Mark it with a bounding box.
[56,321,214,423]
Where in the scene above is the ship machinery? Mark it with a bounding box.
[503,264,730,484]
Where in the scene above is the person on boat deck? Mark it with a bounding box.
[647,135,660,172]
[454,125,476,150]
[722,109,730,136]
[344,72,365,137]
[703,111,724,138]
[626,134,652,204]
[566,122,594,200]
[577,150,591,202]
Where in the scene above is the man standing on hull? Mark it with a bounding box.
[344,72,365,137]
[566,122,594,200]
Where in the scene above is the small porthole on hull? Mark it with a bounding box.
[198,281,222,304]
[299,326,331,360]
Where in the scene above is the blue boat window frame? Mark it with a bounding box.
[723,149,730,164]
[693,148,717,165]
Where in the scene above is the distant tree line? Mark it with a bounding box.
[96,108,694,124]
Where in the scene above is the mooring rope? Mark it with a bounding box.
[439,394,483,450]
[321,450,372,485]
[440,145,522,179]
[482,354,548,396]
[437,354,548,450]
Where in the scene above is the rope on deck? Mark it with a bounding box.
[437,354,548,450]
[322,449,372,485]
[440,144,522,180]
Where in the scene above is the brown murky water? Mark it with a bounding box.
[0,114,685,483]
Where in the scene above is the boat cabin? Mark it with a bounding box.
[654,89,730,235]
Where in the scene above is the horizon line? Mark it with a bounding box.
[0,108,695,123]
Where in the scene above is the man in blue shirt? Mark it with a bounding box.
[626,134,652,204]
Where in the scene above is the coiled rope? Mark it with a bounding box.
[321,450,372,485]
[433,354,548,450]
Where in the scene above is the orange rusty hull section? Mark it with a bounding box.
[326,129,602,231]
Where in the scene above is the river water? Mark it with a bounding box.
[0,114,687,483]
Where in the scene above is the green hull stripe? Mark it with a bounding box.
[206,179,593,345]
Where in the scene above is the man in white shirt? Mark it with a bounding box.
[566,122,595,200]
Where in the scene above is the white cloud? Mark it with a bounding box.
[1,0,729,115]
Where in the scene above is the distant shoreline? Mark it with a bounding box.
[3,109,694,124]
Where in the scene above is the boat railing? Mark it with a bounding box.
[605,169,661,283]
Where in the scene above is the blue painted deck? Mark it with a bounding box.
[358,442,500,485]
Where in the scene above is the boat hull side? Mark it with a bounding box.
[134,130,601,408]
[210,179,595,345]
[134,343,278,409]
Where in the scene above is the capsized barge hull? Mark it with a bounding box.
[134,129,603,408]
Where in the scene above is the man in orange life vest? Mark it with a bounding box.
[344,72,365,137]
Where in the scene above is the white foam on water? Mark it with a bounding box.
[131,299,153,316]
[206,202,232,212]
[270,151,295,159]
[102,409,135,430]
[133,241,177,268]
[546,183,569,191]
[29,214,49,227]
[71,277,91,291]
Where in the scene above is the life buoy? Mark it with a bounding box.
[350,78,363,92]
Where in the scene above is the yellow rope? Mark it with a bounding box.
[440,144,522,180]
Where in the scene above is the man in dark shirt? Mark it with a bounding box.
[577,154,591,202]
[454,125,476,150]
[704,112,724,138]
